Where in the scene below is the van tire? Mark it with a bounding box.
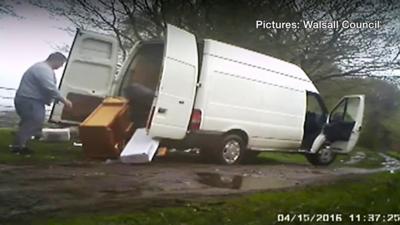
[305,147,336,166]
[215,134,245,165]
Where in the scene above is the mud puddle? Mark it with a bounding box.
[335,152,400,174]
[343,151,366,165]
[379,153,400,173]
[197,172,291,190]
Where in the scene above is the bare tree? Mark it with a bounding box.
[293,0,400,83]
[31,0,400,83]
[0,0,18,17]
[203,0,400,83]
[29,0,167,61]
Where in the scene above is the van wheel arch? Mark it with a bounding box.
[225,129,249,147]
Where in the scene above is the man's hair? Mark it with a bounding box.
[46,52,67,62]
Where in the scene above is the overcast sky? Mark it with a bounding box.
[0,1,74,110]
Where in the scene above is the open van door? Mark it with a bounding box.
[49,29,119,124]
[311,95,365,154]
[148,24,198,139]
[327,95,365,153]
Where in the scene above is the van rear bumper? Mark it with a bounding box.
[160,130,223,149]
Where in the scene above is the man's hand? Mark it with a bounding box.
[63,99,73,109]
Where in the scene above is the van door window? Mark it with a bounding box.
[324,98,358,142]
[329,100,346,122]
[343,98,359,123]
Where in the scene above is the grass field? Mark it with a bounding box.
[0,128,82,164]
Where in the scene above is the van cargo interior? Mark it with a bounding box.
[120,43,164,128]
[61,93,104,121]
[301,92,327,149]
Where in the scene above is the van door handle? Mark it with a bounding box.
[178,100,184,104]
[158,107,167,114]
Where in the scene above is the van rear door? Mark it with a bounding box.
[148,24,198,139]
[49,29,119,124]
[311,95,365,153]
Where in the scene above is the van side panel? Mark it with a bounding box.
[195,40,312,149]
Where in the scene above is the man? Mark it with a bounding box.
[124,83,155,129]
[11,52,73,154]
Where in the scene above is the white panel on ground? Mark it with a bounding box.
[120,128,160,164]
[39,128,71,142]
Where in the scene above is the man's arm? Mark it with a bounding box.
[33,68,72,108]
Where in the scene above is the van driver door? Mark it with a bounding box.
[311,95,365,153]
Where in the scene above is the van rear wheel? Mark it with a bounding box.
[215,134,245,165]
[305,147,336,166]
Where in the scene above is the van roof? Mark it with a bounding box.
[203,39,319,93]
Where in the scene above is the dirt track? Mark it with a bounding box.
[0,152,396,222]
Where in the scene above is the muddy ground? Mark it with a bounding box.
[0,152,398,222]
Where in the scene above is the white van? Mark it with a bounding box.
[49,24,365,165]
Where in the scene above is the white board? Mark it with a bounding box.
[39,128,71,142]
[120,128,160,163]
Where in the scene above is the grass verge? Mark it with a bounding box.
[17,171,400,225]
[0,128,82,165]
